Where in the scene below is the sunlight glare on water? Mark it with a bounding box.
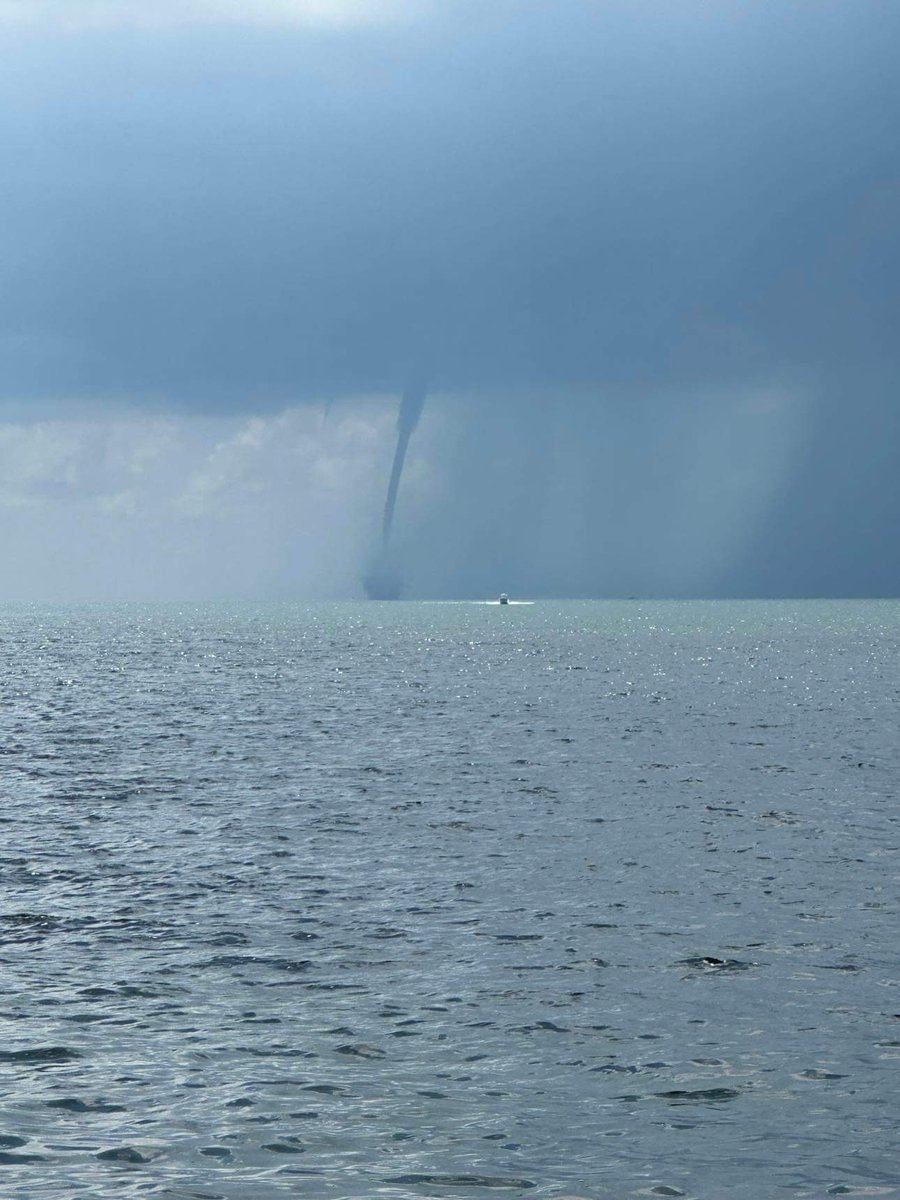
[1,600,898,1198]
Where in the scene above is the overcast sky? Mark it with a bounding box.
[1,0,898,599]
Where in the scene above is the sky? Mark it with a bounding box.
[1,0,898,599]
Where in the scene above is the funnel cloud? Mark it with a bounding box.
[364,380,427,598]
[0,1,898,598]
[381,380,426,548]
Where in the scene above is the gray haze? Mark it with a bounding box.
[1,0,898,597]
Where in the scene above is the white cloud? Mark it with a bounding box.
[0,0,427,31]
[0,420,105,506]
[176,418,275,518]
[0,398,403,600]
[175,403,392,517]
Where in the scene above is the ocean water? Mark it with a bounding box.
[1,599,898,1200]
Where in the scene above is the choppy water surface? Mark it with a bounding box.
[1,600,898,1200]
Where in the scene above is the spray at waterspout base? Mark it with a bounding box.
[363,554,403,600]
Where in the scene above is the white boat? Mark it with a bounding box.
[499,593,509,605]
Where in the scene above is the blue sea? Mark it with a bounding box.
[1,600,898,1199]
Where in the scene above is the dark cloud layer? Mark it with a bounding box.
[3,1,897,405]
[1,1,898,594]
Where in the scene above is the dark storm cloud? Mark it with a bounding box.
[2,0,898,596]
[2,0,897,410]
